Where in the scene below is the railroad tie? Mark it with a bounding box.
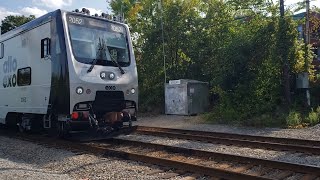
[301,174,318,180]
[231,164,255,173]
[160,172,180,179]
[276,170,293,179]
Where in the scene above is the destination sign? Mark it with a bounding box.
[67,14,125,34]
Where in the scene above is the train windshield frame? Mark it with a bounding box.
[66,14,130,67]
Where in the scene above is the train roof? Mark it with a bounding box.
[0,10,60,41]
[0,9,127,42]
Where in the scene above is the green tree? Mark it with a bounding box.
[110,0,315,123]
[1,15,35,34]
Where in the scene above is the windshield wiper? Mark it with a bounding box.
[103,39,125,74]
[87,57,125,74]
[87,58,98,73]
[91,37,125,74]
[110,56,125,74]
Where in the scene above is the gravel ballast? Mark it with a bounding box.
[0,136,183,180]
[1,114,320,179]
[131,115,320,167]
[118,134,320,167]
[136,115,320,141]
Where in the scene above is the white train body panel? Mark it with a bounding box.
[0,23,51,123]
[0,9,138,128]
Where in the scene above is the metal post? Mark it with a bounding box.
[306,0,310,57]
[121,4,124,22]
[306,0,311,106]
[280,0,284,17]
[280,0,291,106]
[160,0,166,84]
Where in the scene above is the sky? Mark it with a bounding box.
[285,0,320,10]
[0,0,111,25]
[0,0,319,25]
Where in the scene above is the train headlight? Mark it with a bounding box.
[131,88,135,94]
[109,73,115,80]
[76,87,84,94]
[100,72,106,79]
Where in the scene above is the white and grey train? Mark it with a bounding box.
[0,9,138,136]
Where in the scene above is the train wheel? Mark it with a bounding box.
[18,123,25,133]
[17,115,43,134]
[56,121,70,138]
[128,120,132,127]
[5,113,20,131]
[17,115,28,133]
[46,115,70,138]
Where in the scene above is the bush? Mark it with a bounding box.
[203,106,240,125]
[286,111,302,127]
[245,114,282,127]
[306,110,319,125]
[316,106,320,115]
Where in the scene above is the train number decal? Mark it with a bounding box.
[68,16,84,25]
[21,97,27,103]
[111,24,123,33]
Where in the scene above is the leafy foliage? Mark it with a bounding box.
[286,111,302,127]
[1,15,35,34]
[306,108,319,125]
[110,0,318,126]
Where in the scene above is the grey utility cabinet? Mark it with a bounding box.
[165,79,209,115]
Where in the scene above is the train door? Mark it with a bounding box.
[24,23,52,114]
[0,42,5,124]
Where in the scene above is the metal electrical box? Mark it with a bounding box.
[165,79,209,115]
[296,72,309,89]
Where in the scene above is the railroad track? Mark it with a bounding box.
[102,137,320,180]
[134,126,320,155]
[1,127,320,179]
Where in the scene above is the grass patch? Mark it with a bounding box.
[203,106,320,128]
[286,111,302,127]
[303,107,320,126]
[202,110,286,128]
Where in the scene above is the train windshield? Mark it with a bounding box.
[67,14,130,67]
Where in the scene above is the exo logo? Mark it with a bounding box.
[2,56,18,88]
[105,85,116,91]
[3,56,17,74]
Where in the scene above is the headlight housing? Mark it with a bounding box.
[131,88,135,94]
[76,87,84,94]
[109,73,115,80]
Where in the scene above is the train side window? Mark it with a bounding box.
[41,38,51,58]
[0,43,3,59]
[18,67,31,86]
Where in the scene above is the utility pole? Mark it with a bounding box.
[280,0,291,106]
[120,4,124,22]
[160,0,166,84]
[280,0,284,16]
[306,0,310,47]
[305,0,310,69]
[305,0,311,106]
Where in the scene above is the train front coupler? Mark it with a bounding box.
[88,111,133,135]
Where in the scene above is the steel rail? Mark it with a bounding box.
[2,132,270,180]
[102,147,271,180]
[1,129,319,179]
[135,126,320,155]
[107,138,320,176]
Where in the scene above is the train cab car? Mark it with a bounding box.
[0,9,138,137]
